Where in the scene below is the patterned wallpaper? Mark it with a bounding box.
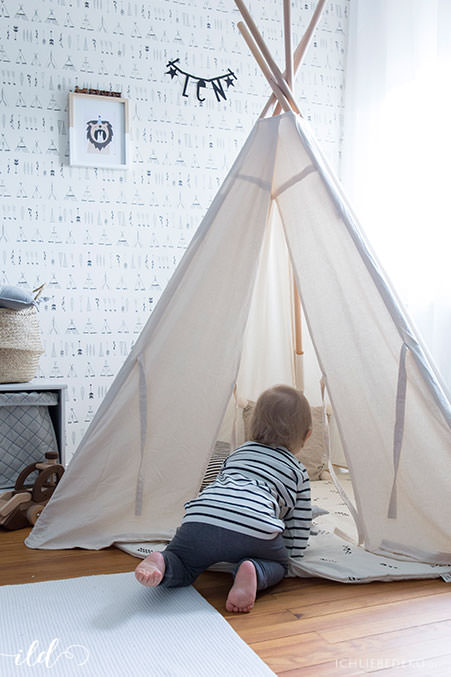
[0,0,350,460]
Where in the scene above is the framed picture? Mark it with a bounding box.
[68,92,129,169]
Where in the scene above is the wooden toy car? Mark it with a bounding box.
[0,452,64,530]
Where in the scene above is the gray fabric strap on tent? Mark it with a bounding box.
[388,343,408,519]
[236,174,272,191]
[271,165,316,199]
[135,356,147,516]
[320,376,364,546]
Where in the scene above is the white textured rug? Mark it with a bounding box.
[0,572,274,676]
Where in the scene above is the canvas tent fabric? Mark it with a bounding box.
[26,112,451,567]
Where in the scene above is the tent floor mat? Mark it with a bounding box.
[116,477,451,584]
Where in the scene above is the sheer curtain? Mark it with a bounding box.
[341,0,451,393]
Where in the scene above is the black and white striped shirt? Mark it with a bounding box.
[183,441,312,558]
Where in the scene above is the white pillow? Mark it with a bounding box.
[0,285,36,310]
[297,407,327,480]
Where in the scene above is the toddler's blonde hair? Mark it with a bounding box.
[250,385,312,453]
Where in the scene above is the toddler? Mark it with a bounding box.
[135,385,312,612]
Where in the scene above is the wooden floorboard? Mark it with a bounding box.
[1,526,450,675]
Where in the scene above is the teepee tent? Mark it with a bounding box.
[26,1,451,566]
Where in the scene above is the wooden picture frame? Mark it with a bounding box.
[68,92,129,169]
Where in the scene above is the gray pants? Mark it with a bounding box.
[161,522,289,590]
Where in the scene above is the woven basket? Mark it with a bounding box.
[0,306,44,383]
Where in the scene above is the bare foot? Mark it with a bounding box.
[135,552,165,587]
[226,560,257,613]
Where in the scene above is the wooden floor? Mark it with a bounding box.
[1,527,450,676]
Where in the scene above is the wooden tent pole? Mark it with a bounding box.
[293,276,304,391]
[293,277,303,357]
[260,0,327,118]
[283,0,293,90]
[273,0,326,115]
[260,30,305,119]
[282,0,304,388]
[237,22,291,113]
[234,0,301,115]
[273,0,326,116]
[296,0,328,65]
